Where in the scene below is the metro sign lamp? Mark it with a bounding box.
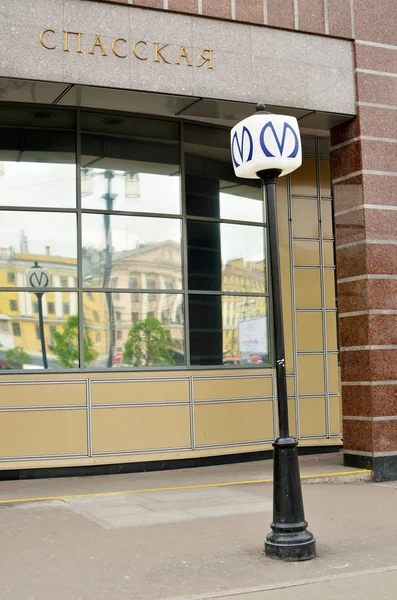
[231,104,316,561]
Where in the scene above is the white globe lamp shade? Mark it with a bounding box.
[230,105,302,179]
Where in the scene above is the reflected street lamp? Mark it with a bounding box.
[26,261,50,369]
[231,104,316,561]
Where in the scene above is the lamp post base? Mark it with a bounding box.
[265,529,316,562]
[264,437,316,561]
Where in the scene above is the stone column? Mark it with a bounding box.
[331,2,397,481]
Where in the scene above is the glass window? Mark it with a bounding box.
[0,106,76,209]
[33,301,39,313]
[9,300,17,311]
[63,303,70,315]
[48,302,55,314]
[184,123,262,223]
[60,277,68,287]
[81,112,180,215]
[189,295,269,366]
[0,291,79,370]
[83,292,185,368]
[7,272,15,284]
[0,211,77,287]
[187,221,266,293]
[82,214,182,290]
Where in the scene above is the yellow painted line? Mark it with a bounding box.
[0,469,371,506]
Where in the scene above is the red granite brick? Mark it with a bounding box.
[335,243,366,279]
[356,71,397,107]
[202,0,232,19]
[297,0,325,34]
[332,140,362,181]
[235,0,264,24]
[343,419,373,452]
[358,105,397,140]
[332,175,364,213]
[334,208,366,246]
[328,0,352,38]
[366,244,397,276]
[169,0,198,13]
[331,117,360,147]
[342,385,373,417]
[355,43,397,75]
[132,0,163,7]
[354,0,397,45]
[267,0,295,29]
[373,420,397,452]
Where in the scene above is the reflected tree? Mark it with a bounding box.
[6,347,32,368]
[122,316,175,367]
[51,315,98,368]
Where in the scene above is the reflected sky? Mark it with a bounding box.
[0,162,76,208]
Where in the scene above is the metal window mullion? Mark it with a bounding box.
[76,107,84,376]
[180,120,191,370]
[316,138,331,438]
[288,173,300,439]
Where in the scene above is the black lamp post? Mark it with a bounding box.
[231,104,315,561]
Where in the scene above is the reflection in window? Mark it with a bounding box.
[81,168,181,216]
[189,295,269,366]
[0,292,79,370]
[187,221,266,293]
[82,214,182,290]
[83,293,185,368]
[0,212,77,288]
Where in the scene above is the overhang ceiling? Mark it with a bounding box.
[0,78,353,136]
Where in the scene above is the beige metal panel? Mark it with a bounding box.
[326,312,338,351]
[0,410,87,457]
[322,200,334,238]
[298,355,325,394]
[294,240,320,266]
[194,376,273,401]
[92,405,190,453]
[277,179,294,373]
[299,397,327,436]
[0,382,87,408]
[323,241,335,266]
[194,401,274,446]
[320,159,332,197]
[329,396,342,435]
[325,270,337,308]
[292,198,319,238]
[290,159,317,197]
[288,398,297,437]
[294,269,322,308]
[91,379,189,405]
[296,312,323,351]
[327,354,341,394]
[287,375,295,396]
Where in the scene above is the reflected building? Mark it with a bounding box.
[0,234,107,367]
[83,240,184,366]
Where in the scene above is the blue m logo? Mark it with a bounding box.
[259,121,299,159]
[231,126,253,168]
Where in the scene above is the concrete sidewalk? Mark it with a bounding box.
[1,451,390,600]
[0,451,370,504]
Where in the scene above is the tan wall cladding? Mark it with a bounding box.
[0,410,87,458]
[92,405,190,453]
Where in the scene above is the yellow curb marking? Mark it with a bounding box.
[0,469,371,505]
